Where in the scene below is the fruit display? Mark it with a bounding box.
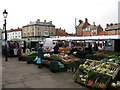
[22,51,37,56]
[43,49,52,52]
[20,51,37,61]
[95,52,109,56]
[58,47,71,54]
[49,54,62,61]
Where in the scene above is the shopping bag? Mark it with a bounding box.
[36,58,41,64]
[33,56,38,62]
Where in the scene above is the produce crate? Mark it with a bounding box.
[89,60,101,67]
[83,59,94,69]
[28,52,37,57]
[65,62,77,72]
[26,56,36,64]
[106,63,120,79]
[21,56,27,61]
[69,55,80,60]
[94,73,111,88]
[49,54,62,61]
[73,68,111,89]
[41,60,51,68]
[85,59,93,64]
[50,61,65,73]
[41,60,51,66]
[73,68,88,83]
[50,61,59,72]
[73,69,98,88]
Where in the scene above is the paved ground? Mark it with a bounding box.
[2,56,90,89]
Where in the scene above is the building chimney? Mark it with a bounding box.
[79,20,83,25]
[106,24,109,27]
[110,23,113,26]
[85,18,88,22]
[37,19,40,22]
[44,20,46,23]
[93,22,96,26]
[49,21,52,24]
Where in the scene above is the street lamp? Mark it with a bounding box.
[3,9,8,61]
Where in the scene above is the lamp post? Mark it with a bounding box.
[3,9,8,61]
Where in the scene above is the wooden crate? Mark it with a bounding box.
[94,74,111,88]
[90,60,101,67]
[106,63,120,79]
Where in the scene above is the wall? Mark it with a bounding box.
[104,40,114,51]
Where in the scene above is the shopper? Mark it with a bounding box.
[37,44,44,68]
[87,43,92,53]
[17,47,23,61]
[53,43,59,54]
[68,45,79,55]
[93,43,98,52]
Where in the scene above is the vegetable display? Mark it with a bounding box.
[73,59,120,89]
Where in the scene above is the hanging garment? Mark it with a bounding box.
[14,42,19,48]
[10,41,15,48]
[18,42,21,48]
[13,48,18,55]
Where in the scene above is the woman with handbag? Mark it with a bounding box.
[37,44,44,68]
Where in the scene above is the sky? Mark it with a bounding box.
[0,0,119,34]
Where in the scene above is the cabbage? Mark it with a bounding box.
[112,83,116,87]
[79,75,83,78]
[116,81,120,87]
[97,67,101,71]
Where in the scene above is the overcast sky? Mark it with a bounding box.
[0,0,119,33]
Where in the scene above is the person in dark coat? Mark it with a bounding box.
[53,44,59,54]
[37,44,44,68]
[68,45,79,55]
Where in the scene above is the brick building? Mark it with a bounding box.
[76,18,103,36]
[55,28,68,37]
[76,18,120,36]
[105,23,120,35]
[76,18,90,36]
[55,28,76,37]
[83,24,103,36]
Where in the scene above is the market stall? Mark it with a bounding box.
[19,47,83,73]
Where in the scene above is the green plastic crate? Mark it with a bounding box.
[26,56,37,64]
